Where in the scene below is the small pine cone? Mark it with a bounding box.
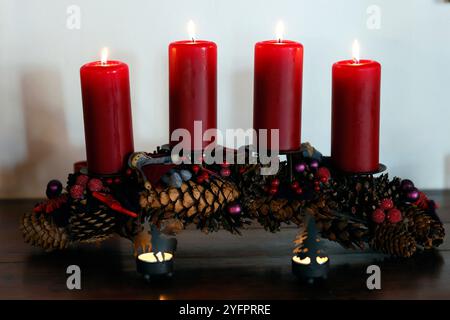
[20,212,70,251]
[245,198,302,221]
[370,223,417,257]
[68,207,116,243]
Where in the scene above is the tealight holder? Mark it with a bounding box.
[292,216,330,284]
[136,225,177,281]
[137,251,174,280]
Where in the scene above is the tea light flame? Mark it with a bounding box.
[293,256,311,265]
[275,21,285,42]
[138,252,173,263]
[352,39,360,64]
[100,47,109,65]
[187,20,196,42]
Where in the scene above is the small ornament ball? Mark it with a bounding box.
[70,184,84,200]
[406,188,420,202]
[294,163,306,173]
[46,180,63,199]
[310,160,319,170]
[380,198,394,211]
[371,209,386,224]
[401,179,415,192]
[227,203,242,215]
[387,208,403,224]
[88,178,103,192]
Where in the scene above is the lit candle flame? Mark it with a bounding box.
[352,39,360,64]
[138,252,173,263]
[275,21,285,42]
[187,20,196,42]
[100,47,109,65]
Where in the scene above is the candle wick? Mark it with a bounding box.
[353,58,360,64]
[191,37,196,43]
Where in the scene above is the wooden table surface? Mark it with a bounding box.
[1,191,449,300]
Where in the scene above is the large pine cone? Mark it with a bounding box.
[370,223,417,257]
[404,207,445,249]
[140,177,240,220]
[20,212,70,251]
[68,206,116,243]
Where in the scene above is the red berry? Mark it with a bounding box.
[291,181,299,189]
[371,209,385,224]
[221,161,230,168]
[192,165,200,174]
[314,186,321,192]
[106,178,113,185]
[196,176,205,184]
[88,178,103,192]
[126,168,133,176]
[220,168,231,177]
[269,187,278,195]
[75,175,89,187]
[70,185,84,200]
[295,187,303,195]
[387,208,403,224]
[271,179,280,187]
[114,177,121,184]
[380,198,394,210]
[201,171,209,180]
[317,167,331,182]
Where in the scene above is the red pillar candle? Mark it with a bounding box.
[80,48,134,175]
[169,21,217,151]
[331,40,381,173]
[253,22,303,152]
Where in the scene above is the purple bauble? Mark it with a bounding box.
[227,204,242,215]
[401,179,415,192]
[310,160,319,170]
[406,187,420,202]
[295,163,306,173]
[46,179,62,199]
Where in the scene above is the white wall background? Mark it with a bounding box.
[1,0,450,198]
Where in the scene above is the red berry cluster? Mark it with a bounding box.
[267,178,280,195]
[219,162,231,177]
[192,165,210,184]
[290,180,303,195]
[69,174,107,200]
[371,198,403,224]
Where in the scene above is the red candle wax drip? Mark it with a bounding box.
[169,40,217,151]
[253,40,303,152]
[80,60,134,175]
[331,59,381,173]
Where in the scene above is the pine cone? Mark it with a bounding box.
[141,177,240,222]
[308,201,368,249]
[370,223,417,257]
[245,198,303,231]
[68,206,116,243]
[404,207,445,249]
[20,212,70,251]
